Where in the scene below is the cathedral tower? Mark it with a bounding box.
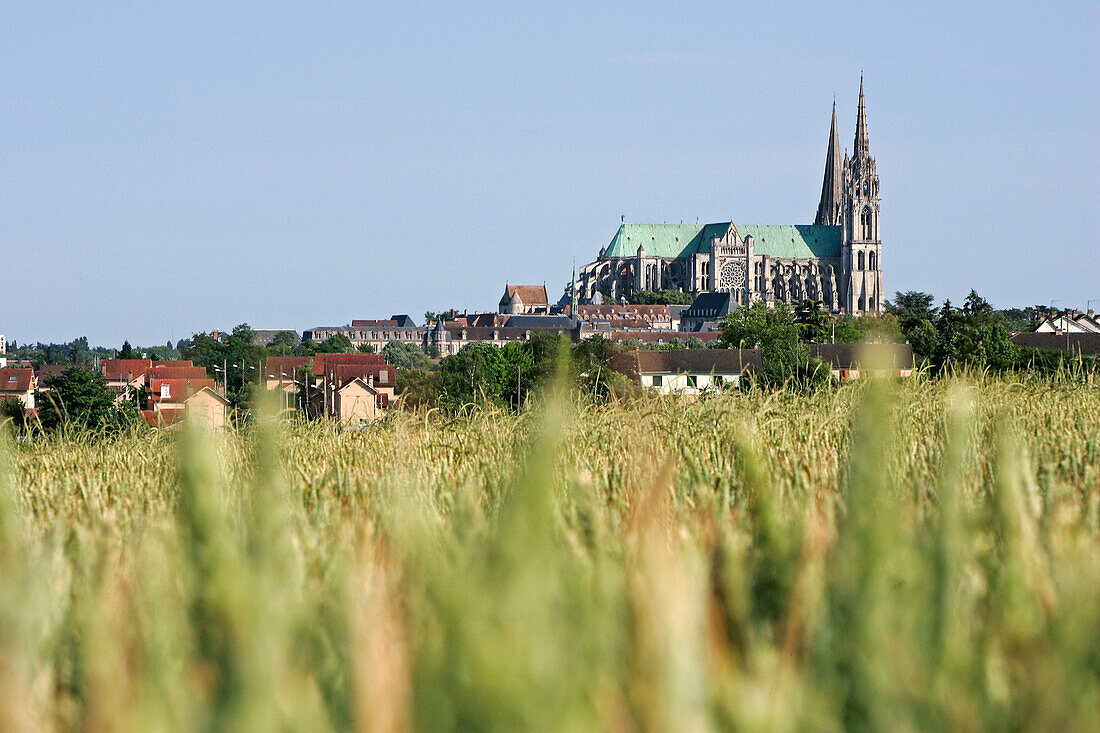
[815,102,843,226]
[841,77,884,312]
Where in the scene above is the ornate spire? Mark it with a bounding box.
[854,75,869,154]
[815,101,843,225]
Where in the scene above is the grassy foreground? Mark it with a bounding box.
[2,374,1100,731]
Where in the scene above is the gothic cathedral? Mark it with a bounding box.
[576,78,884,314]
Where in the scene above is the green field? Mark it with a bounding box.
[3,374,1100,730]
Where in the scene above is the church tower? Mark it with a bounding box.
[841,77,884,313]
[815,102,843,226]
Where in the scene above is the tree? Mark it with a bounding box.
[629,289,693,305]
[395,368,441,409]
[795,299,831,343]
[118,341,135,359]
[383,340,431,371]
[720,301,829,391]
[357,343,377,354]
[314,333,355,354]
[0,398,28,433]
[886,291,936,324]
[36,366,141,434]
[720,301,798,350]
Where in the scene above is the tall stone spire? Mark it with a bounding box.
[854,75,869,154]
[815,101,844,225]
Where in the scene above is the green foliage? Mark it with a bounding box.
[356,343,377,354]
[34,365,142,434]
[795,299,831,342]
[888,290,1022,371]
[721,301,830,390]
[628,289,693,305]
[382,340,432,371]
[117,340,135,359]
[0,398,27,432]
[395,368,441,409]
[437,342,532,407]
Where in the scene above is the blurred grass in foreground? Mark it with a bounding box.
[2,373,1100,731]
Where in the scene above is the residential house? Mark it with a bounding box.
[809,343,915,380]
[0,368,37,409]
[1034,311,1100,334]
[609,350,762,395]
[144,377,228,429]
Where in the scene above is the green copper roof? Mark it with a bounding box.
[603,222,841,260]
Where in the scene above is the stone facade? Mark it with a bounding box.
[576,79,884,314]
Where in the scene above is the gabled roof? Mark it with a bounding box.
[312,352,386,376]
[503,285,548,305]
[351,319,399,328]
[809,343,914,370]
[609,349,763,378]
[184,386,231,406]
[101,359,153,381]
[389,314,418,328]
[603,222,842,259]
[148,378,217,404]
[148,366,208,380]
[333,363,396,389]
[0,368,35,393]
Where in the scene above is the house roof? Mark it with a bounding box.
[312,352,386,376]
[333,363,396,389]
[809,343,915,369]
[1011,332,1100,356]
[148,378,217,404]
[351,319,399,328]
[184,386,230,405]
[602,222,843,260]
[252,329,300,346]
[602,331,723,344]
[609,349,763,379]
[265,356,312,378]
[0,368,35,393]
[683,293,733,320]
[148,366,208,380]
[389,314,418,328]
[504,285,548,305]
[101,359,153,380]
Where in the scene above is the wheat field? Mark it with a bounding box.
[2,373,1099,731]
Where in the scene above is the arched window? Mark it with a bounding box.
[859,296,866,311]
[858,251,865,270]
[869,251,877,270]
[861,207,873,240]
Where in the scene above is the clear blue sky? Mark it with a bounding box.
[2,2,1097,346]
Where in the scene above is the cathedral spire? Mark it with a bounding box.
[854,75,869,154]
[815,101,843,225]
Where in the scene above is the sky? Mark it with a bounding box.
[1,1,1097,347]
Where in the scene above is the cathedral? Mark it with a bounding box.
[575,79,884,314]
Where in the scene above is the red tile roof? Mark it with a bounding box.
[333,363,396,389]
[148,366,208,380]
[312,352,385,376]
[148,378,217,404]
[265,356,313,379]
[101,359,152,381]
[0,368,35,393]
[505,285,548,305]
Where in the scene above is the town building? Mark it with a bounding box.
[144,378,228,429]
[0,368,37,409]
[499,285,550,314]
[575,79,884,314]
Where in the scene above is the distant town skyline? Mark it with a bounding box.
[2,2,1097,345]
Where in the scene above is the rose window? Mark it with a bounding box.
[719,260,746,290]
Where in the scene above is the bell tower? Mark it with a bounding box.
[842,76,884,313]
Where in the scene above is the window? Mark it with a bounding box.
[686,375,697,388]
[869,251,877,270]
[651,375,663,387]
[160,383,170,398]
[861,207,873,240]
[858,251,865,270]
